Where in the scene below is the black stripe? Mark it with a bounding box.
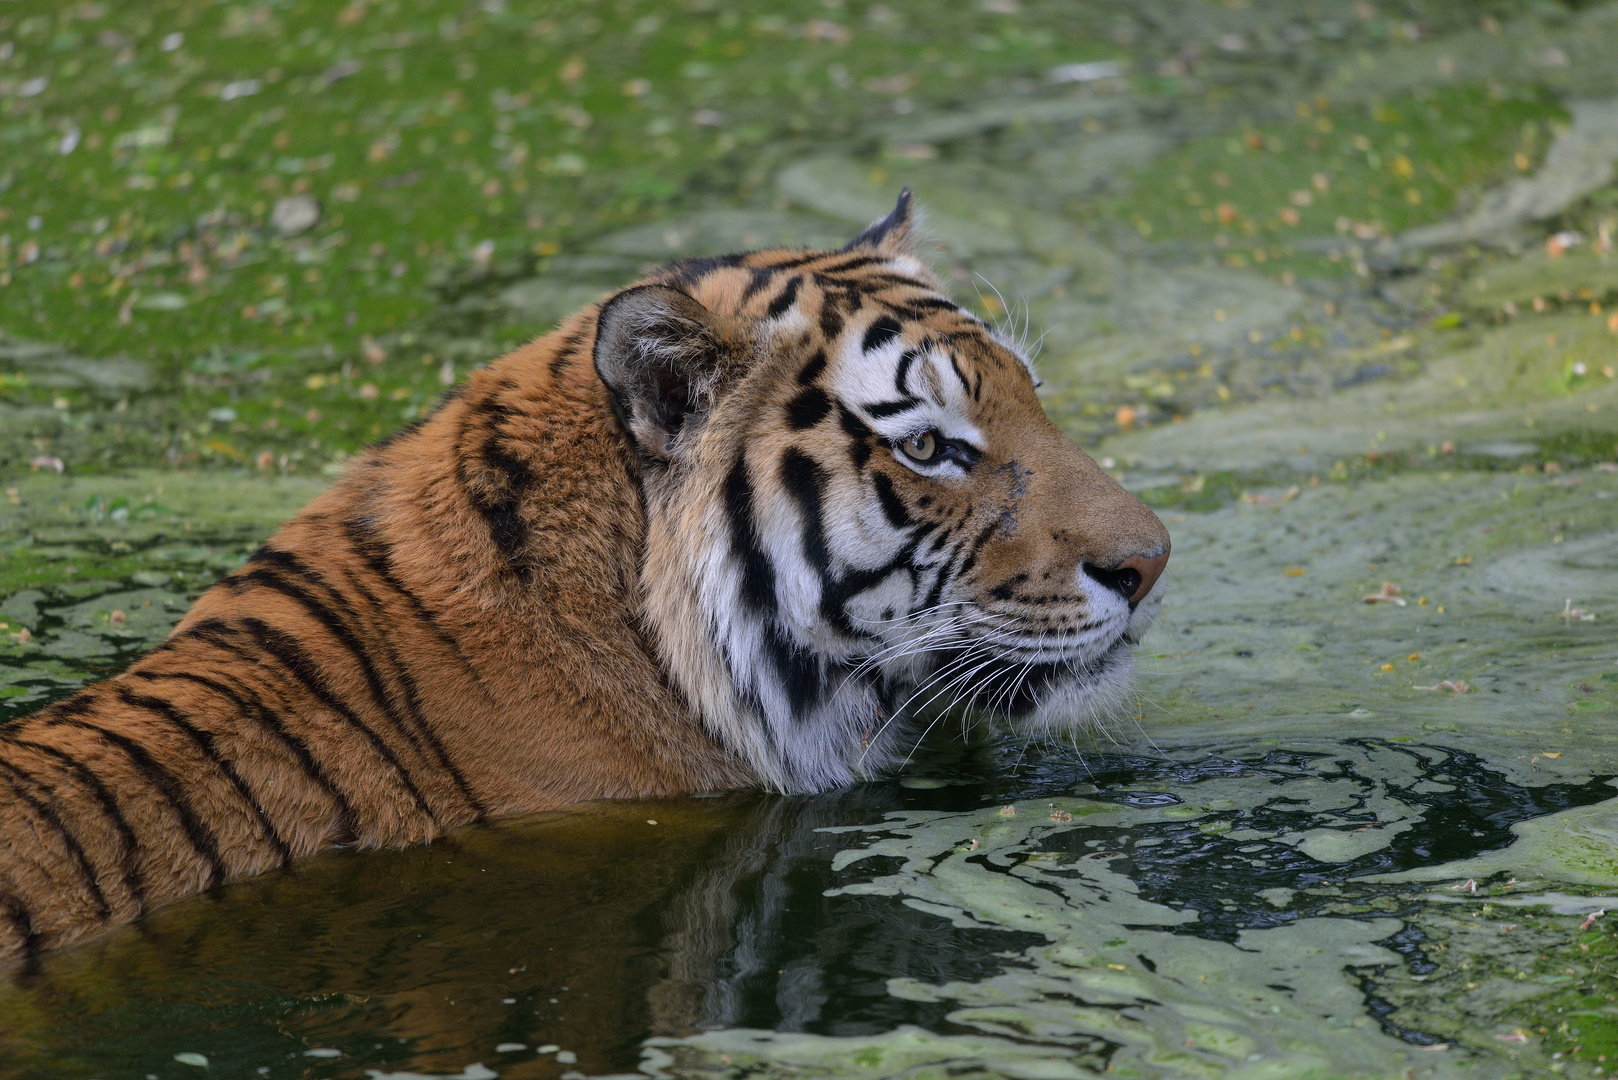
[921,528,973,612]
[780,448,832,577]
[894,348,920,397]
[819,303,844,340]
[341,515,503,705]
[6,739,147,913]
[778,446,885,643]
[785,386,832,430]
[862,315,904,353]
[864,397,920,419]
[816,254,883,276]
[947,353,973,396]
[49,693,101,720]
[857,273,936,293]
[549,327,588,379]
[871,471,912,529]
[740,265,778,302]
[797,349,828,386]
[669,253,743,285]
[882,296,959,320]
[53,717,228,888]
[333,561,487,819]
[229,549,444,770]
[838,405,873,469]
[819,532,923,646]
[743,250,829,279]
[114,685,293,866]
[956,518,1002,579]
[987,572,1029,601]
[472,434,535,580]
[235,616,438,823]
[778,250,836,269]
[0,891,41,960]
[170,616,250,656]
[133,669,359,840]
[242,545,483,817]
[763,625,826,718]
[0,758,111,919]
[764,275,802,319]
[451,385,535,580]
[724,455,777,618]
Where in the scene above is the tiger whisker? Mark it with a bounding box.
[846,600,975,628]
[899,649,1010,728]
[863,640,1004,757]
[899,662,1000,769]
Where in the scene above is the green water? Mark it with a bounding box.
[6,0,1618,1077]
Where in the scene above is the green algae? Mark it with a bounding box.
[7,1,1618,1078]
[1094,83,1566,266]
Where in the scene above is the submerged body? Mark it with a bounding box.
[0,195,1169,958]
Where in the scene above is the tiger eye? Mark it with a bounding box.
[901,432,937,462]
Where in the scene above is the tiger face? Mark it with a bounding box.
[596,192,1170,793]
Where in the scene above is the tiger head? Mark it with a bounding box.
[595,191,1171,793]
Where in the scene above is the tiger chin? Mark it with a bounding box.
[0,190,1169,959]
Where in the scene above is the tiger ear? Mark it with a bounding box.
[842,188,917,255]
[594,284,736,462]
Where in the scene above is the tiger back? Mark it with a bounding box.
[0,192,1169,959]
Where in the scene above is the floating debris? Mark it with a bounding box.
[1561,599,1596,623]
[271,195,321,238]
[1048,60,1125,84]
[1362,582,1406,606]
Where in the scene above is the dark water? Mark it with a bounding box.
[1,735,1609,1080]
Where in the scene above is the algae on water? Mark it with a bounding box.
[4,1,1618,1078]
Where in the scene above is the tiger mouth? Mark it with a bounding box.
[921,635,1132,719]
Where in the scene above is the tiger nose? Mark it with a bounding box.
[1082,550,1169,606]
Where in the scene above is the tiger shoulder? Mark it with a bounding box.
[0,192,1169,959]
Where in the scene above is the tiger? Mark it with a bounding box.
[0,191,1169,960]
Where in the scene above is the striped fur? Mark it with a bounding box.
[0,193,1169,959]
